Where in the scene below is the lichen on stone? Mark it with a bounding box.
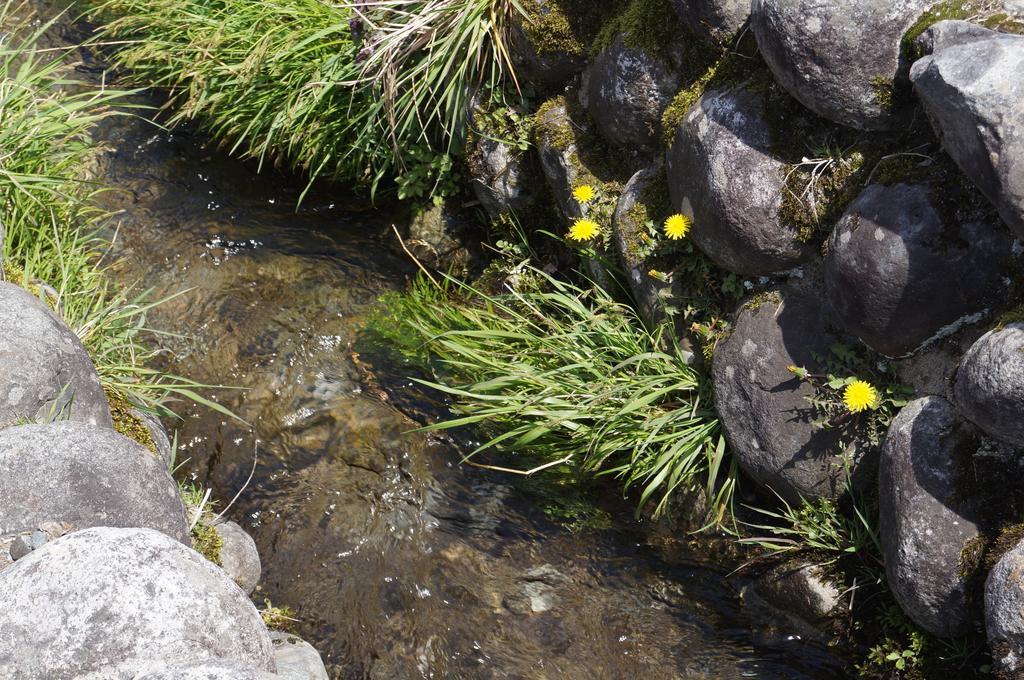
[743,290,782,311]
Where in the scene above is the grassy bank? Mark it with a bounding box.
[90,0,526,197]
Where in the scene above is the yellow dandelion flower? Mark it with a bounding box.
[664,213,691,240]
[843,380,879,413]
[572,184,596,204]
[568,218,600,241]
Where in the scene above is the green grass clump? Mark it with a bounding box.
[93,0,527,196]
[383,268,735,523]
[0,9,234,419]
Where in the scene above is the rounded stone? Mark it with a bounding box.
[751,0,934,130]
[667,87,811,276]
[0,527,275,678]
[467,133,536,219]
[879,396,982,638]
[215,520,262,595]
[509,0,587,84]
[711,283,869,501]
[270,632,330,680]
[0,421,190,543]
[987,538,1024,675]
[582,36,680,151]
[669,0,749,46]
[0,282,112,429]
[135,659,278,680]
[825,182,1011,357]
[954,323,1024,447]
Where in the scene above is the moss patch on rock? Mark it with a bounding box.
[521,0,616,57]
[104,387,158,454]
[191,521,223,566]
[592,0,688,67]
[903,0,1024,60]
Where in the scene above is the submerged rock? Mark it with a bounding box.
[0,527,274,678]
[741,561,842,645]
[582,36,680,152]
[825,182,1010,357]
[712,282,869,501]
[954,323,1024,447]
[669,0,749,46]
[751,0,933,130]
[0,281,112,429]
[666,87,810,276]
[215,519,262,595]
[879,396,982,638]
[911,24,1024,239]
[0,422,190,543]
[406,202,473,275]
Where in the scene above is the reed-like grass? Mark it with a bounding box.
[386,269,735,524]
[92,0,525,194]
[0,7,232,419]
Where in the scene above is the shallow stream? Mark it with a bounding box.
[81,63,847,680]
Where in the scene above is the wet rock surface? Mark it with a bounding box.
[92,109,842,679]
[954,324,1024,447]
[712,281,868,502]
[879,396,981,638]
[0,422,190,543]
[582,36,680,152]
[911,24,1024,239]
[0,281,112,429]
[0,527,274,679]
[667,87,810,276]
[825,182,1010,357]
[751,0,933,130]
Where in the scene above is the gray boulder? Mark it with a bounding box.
[911,26,1024,239]
[825,182,1010,357]
[751,0,934,130]
[0,422,190,543]
[670,0,749,46]
[954,324,1024,447]
[712,283,868,501]
[215,519,262,595]
[581,36,680,152]
[987,538,1024,675]
[0,282,112,428]
[667,87,811,276]
[879,396,981,638]
[271,632,330,680]
[135,660,278,679]
[914,19,999,56]
[0,527,275,678]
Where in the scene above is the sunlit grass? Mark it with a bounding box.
[381,268,735,524]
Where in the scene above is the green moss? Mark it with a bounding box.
[660,34,767,145]
[260,600,298,632]
[533,95,575,152]
[592,0,687,66]
[105,387,158,454]
[521,0,616,57]
[781,151,868,243]
[743,290,782,311]
[191,522,223,566]
[996,304,1024,329]
[902,1,1024,61]
[870,76,895,113]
